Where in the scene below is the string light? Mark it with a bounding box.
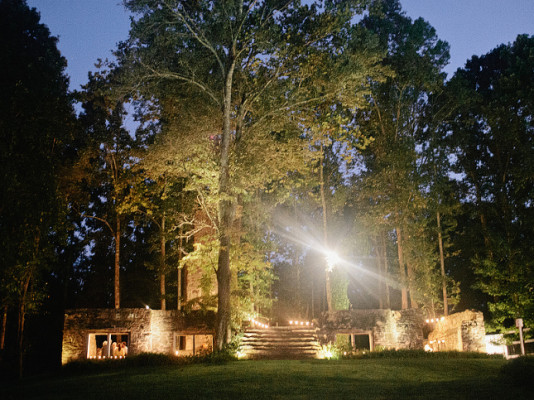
[250,318,269,329]
[288,319,313,327]
[426,316,446,324]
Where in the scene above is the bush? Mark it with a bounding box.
[341,349,501,360]
[62,350,237,375]
[500,356,534,387]
[197,349,237,364]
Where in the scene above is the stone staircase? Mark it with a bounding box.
[238,326,322,359]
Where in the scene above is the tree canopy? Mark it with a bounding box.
[0,0,76,377]
[3,0,534,376]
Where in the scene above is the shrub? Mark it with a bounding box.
[341,349,501,360]
[62,350,237,375]
[500,356,534,387]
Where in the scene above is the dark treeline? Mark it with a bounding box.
[1,0,533,378]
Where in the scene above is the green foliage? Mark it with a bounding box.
[0,0,77,377]
[349,0,451,310]
[62,350,237,375]
[342,349,501,360]
[319,342,342,360]
[331,269,350,310]
[118,0,388,335]
[445,34,534,327]
[181,235,276,326]
[500,356,534,387]
[0,0,75,303]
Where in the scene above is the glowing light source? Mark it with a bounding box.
[288,319,313,327]
[250,317,269,329]
[325,250,341,272]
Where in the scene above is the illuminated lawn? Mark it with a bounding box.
[5,358,532,399]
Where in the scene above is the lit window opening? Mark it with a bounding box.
[336,332,373,352]
[87,332,130,359]
[173,333,213,356]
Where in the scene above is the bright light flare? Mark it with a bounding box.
[325,250,341,271]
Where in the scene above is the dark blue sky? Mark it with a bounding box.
[27,0,534,91]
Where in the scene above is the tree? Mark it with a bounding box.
[0,0,75,377]
[445,35,534,328]
[351,0,450,310]
[119,0,377,348]
[67,69,138,309]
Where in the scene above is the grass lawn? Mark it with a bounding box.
[3,358,532,400]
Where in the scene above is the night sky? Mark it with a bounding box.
[26,0,534,91]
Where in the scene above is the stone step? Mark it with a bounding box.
[238,326,322,359]
[244,347,320,352]
[241,340,320,345]
[247,326,317,332]
[242,334,318,341]
[246,327,317,332]
[244,331,317,336]
[244,350,319,359]
[240,343,319,349]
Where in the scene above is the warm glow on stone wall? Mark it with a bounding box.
[61,308,215,363]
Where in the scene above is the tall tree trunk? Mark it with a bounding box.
[17,229,41,377]
[114,218,121,309]
[436,211,448,315]
[406,261,418,309]
[177,230,183,311]
[216,227,232,348]
[293,199,302,315]
[160,212,166,310]
[375,236,384,309]
[319,142,333,312]
[472,178,492,257]
[311,281,315,319]
[381,231,391,309]
[17,273,31,379]
[215,58,236,350]
[293,248,301,315]
[396,226,409,309]
[0,305,7,351]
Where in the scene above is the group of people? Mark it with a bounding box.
[96,340,128,358]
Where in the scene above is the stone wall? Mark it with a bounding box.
[318,309,425,350]
[426,310,486,352]
[62,308,215,364]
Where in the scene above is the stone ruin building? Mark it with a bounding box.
[320,309,485,353]
[62,308,215,364]
[61,306,486,363]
